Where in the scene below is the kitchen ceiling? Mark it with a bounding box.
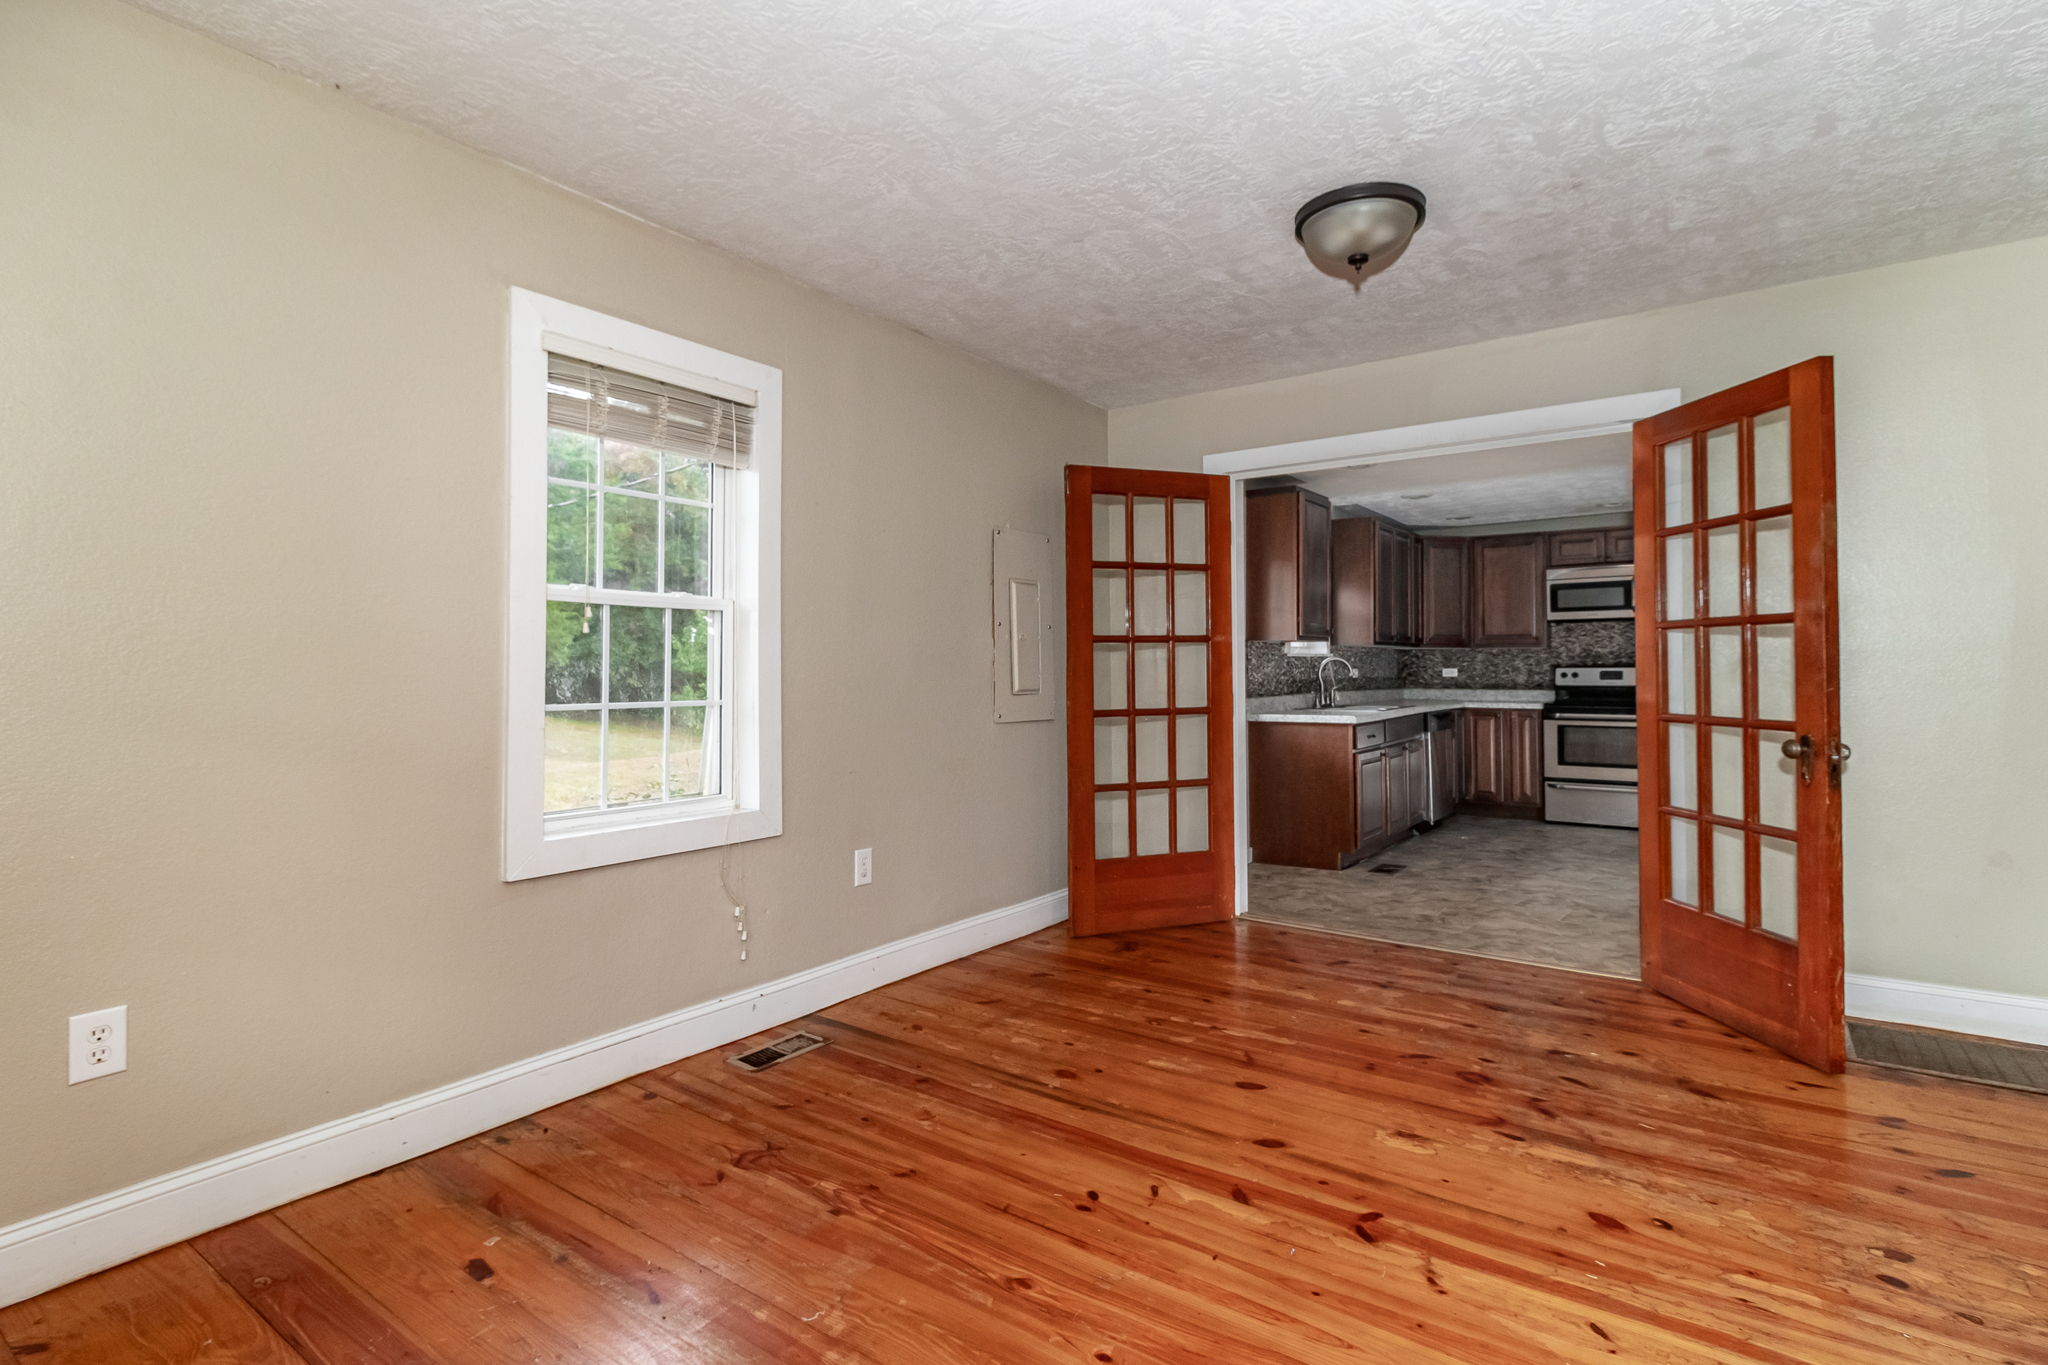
[130,0,2048,408]
[1300,434,1633,528]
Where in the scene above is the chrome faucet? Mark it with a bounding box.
[1314,654,1359,708]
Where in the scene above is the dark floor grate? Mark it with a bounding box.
[1367,864,1406,875]
[1848,1020,2048,1094]
[729,1031,828,1072]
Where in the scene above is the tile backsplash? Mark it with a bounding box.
[1244,621,1634,698]
[1245,642,1401,698]
[1398,620,1636,690]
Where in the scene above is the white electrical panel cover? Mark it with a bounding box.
[992,527,1056,723]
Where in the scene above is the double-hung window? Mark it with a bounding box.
[504,289,781,879]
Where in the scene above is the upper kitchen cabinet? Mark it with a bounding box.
[1332,515,1421,647]
[1548,526,1635,566]
[1245,487,1332,641]
[1469,533,1547,648]
[1419,536,1470,647]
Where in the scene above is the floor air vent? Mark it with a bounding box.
[1367,863,1406,875]
[1848,1020,2048,1094]
[729,1031,828,1072]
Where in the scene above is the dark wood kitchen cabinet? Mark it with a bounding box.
[1549,526,1635,567]
[1245,488,1331,641]
[1332,516,1421,647]
[1460,708,1543,816]
[1419,536,1470,646]
[1469,533,1548,649]
[1250,718,1429,868]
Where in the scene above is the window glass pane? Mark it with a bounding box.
[1133,570,1168,635]
[668,705,712,798]
[664,502,712,596]
[602,492,658,591]
[1095,792,1129,859]
[604,708,665,806]
[1662,533,1694,620]
[664,453,711,501]
[1176,785,1209,852]
[1662,439,1692,528]
[1135,788,1170,856]
[1134,716,1169,783]
[1760,837,1798,939]
[1710,726,1745,820]
[1091,495,1126,561]
[1707,626,1742,717]
[1756,623,1794,722]
[1176,713,1208,780]
[1173,571,1207,636]
[1666,722,1696,810]
[543,710,601,812]
[1173,499,1206,564]
[1711,825,1746,922]
[604,438,661,494]
[669,609,715,701]
[1133,643,1168,709]
[1094,718,1129,784]
[1752,408,1791,508]
[547,483,594,586]
[1669,816,1698,907]
[1173,643,1207,708]
[1706,524,1741,618]
[1664,629,1696,715]
[545,602,601,704]
[1092,570,1127,635]
[608,605,664,703]
[1758,730,1799,831]
[1755,516,1793,616]
[1132,496,1167,562]
[1704,424,1739,519]
[1093,644,1129,711]
[548,428,598,482]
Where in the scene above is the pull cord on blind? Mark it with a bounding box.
[547,354,754,469]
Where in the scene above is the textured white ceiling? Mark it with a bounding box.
[130,0,2048,407]
[1304,433,1632,526]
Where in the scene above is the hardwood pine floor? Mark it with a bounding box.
[7,920,2048,1364]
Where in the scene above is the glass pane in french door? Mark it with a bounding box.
[1656,409,1802,932]
[1090,488,1211,860]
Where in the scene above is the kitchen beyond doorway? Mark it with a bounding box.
[1246,816,1640,977]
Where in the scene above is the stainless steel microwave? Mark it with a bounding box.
[1545,564,1634,621]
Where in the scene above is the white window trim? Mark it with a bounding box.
[503,288,782,880]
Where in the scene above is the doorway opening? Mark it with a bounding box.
[1207,392,1677,980]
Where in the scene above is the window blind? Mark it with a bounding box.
[547,354,754,469]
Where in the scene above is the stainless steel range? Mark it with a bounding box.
[1542,666,1638,829]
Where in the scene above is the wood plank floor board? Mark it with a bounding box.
[8,921,2048,1363]
[0,1244,305,1364]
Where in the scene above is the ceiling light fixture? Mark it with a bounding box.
[1294,182,1427,291]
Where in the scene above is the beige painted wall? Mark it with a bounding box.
[0,0,1102,1228]
[1113,235,2048,1000]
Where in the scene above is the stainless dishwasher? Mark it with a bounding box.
[1420,710,1459,827]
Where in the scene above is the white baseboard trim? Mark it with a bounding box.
[0,888,1068,1309]
[1847,973,2048,1048]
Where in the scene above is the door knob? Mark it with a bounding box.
[1781,733,1815,784]
[1827,739,1851,782]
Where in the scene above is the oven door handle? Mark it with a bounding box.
[1545,717,1636,727]
[1544,780,1637,792]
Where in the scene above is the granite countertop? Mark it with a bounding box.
[1247,688,1551,725]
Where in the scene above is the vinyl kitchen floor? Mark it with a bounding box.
[1247,814,1641,978]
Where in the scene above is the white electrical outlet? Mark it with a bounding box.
[853,848,873,886]
[68,1005,127,1085]
[1441,667,1459,678]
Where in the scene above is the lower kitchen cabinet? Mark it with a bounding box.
[1459,708,1543,815]
[1251,719,1430,868]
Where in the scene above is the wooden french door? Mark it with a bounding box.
[1634,358,1847,1071]
[1065,466,1236,936]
